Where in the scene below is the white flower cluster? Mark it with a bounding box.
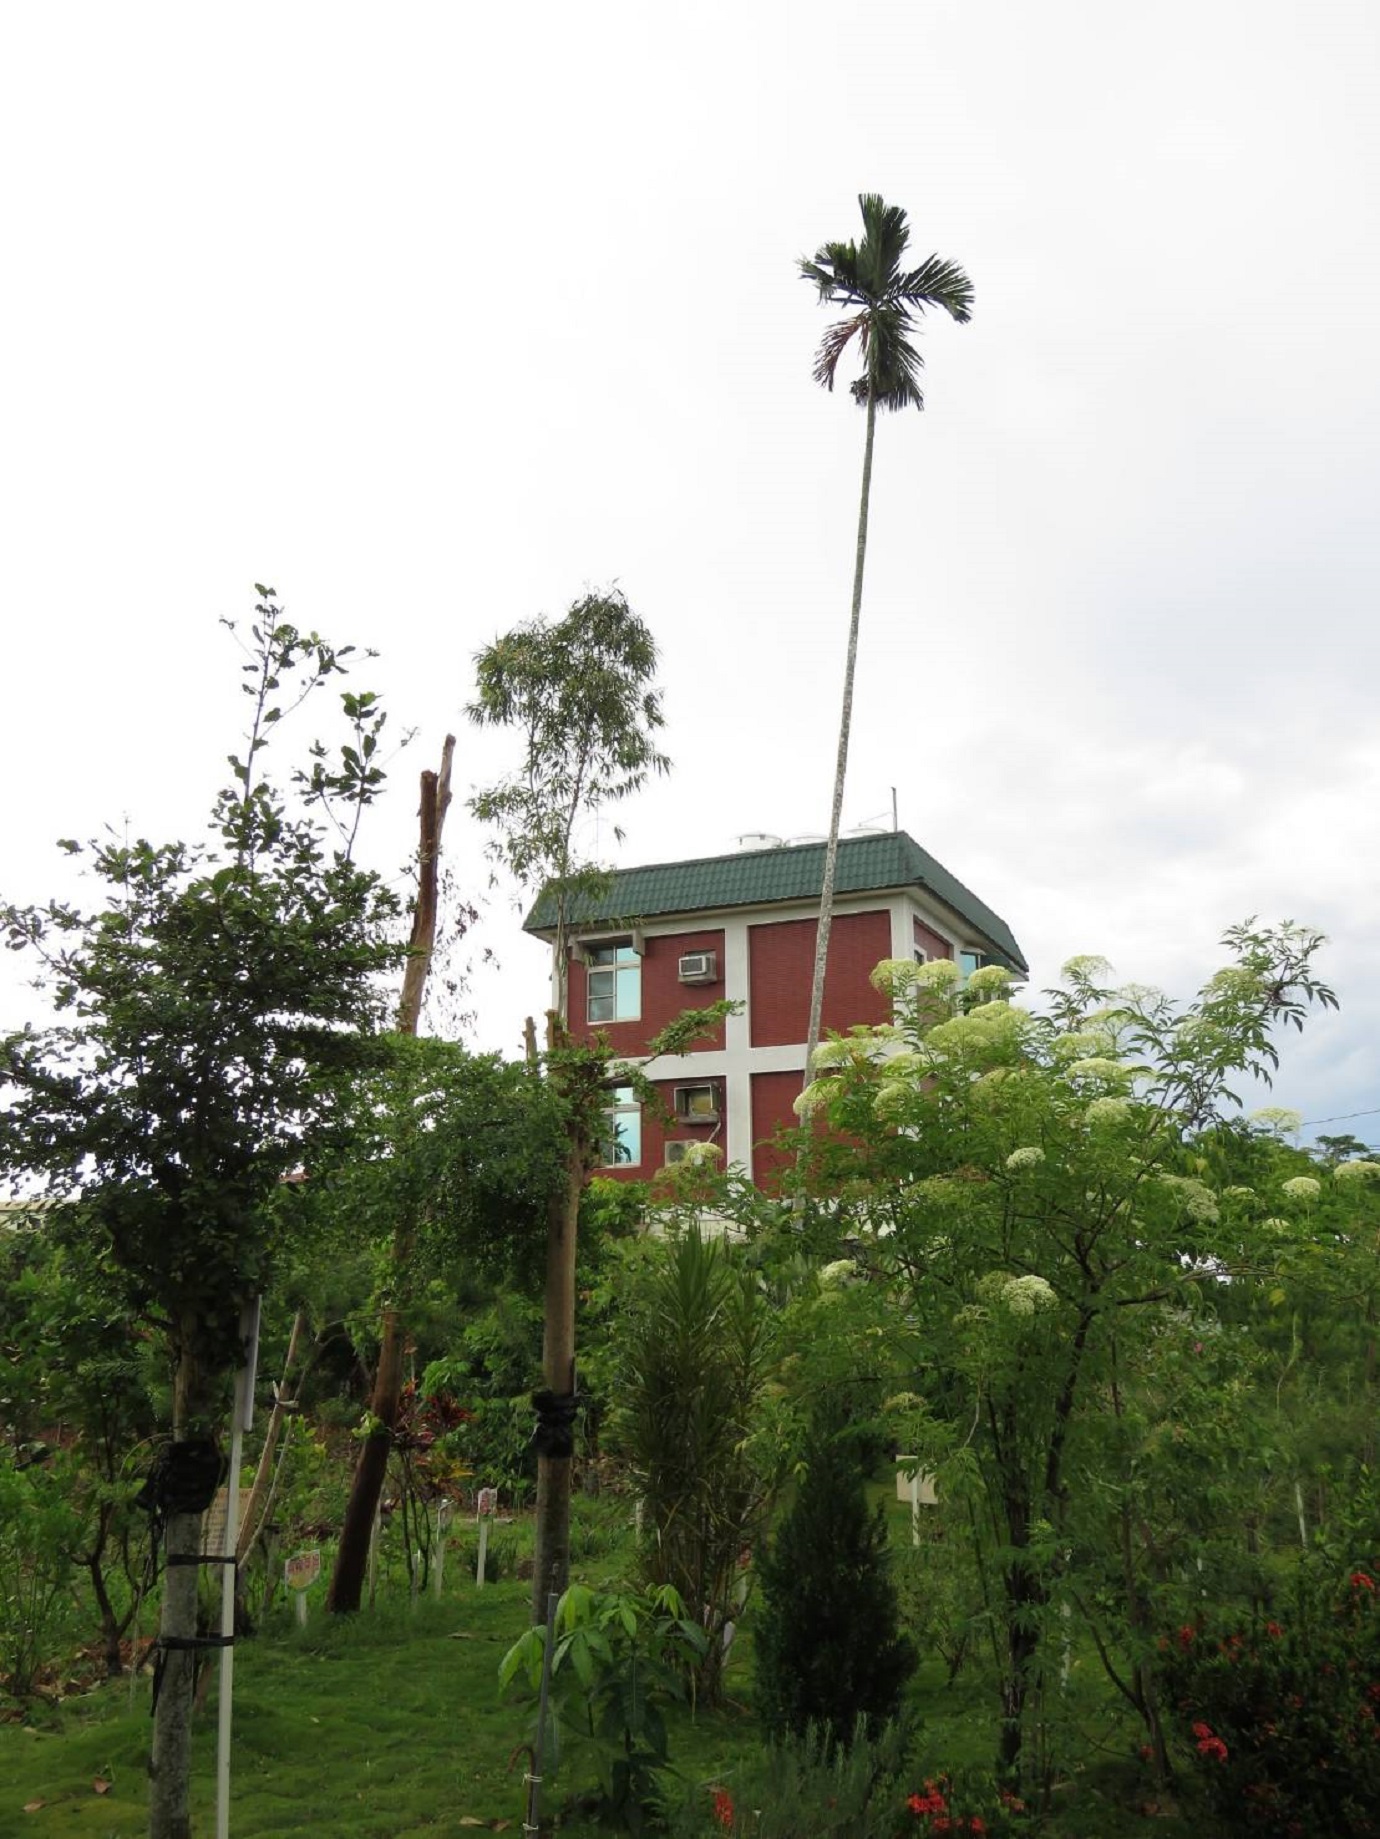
[1085,1096,1131,1125]
[965,964,1017,999]
[1065,1056,1132,1084]
[666,1140,721,1168]
[1159,1175,1220,1224]
[1005,1146,1045,1171]
[979,1271,1057,1316]
[1249,1106,1303,1138]
[793,1081,828,1118]
[869,957,924,995]
[1280,1176,1322,1203]
[1335,1161,1380,1183]
[819,1258,858,1288]
[1002,1274,1057,1316]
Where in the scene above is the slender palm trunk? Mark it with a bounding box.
[803,385,878,1083]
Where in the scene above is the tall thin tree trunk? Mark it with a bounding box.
[148,1342,208,1839]
[327,739,453,1615]
[530,1012,587,1622]
[803,386,878,1083]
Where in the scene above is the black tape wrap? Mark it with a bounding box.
[136,1438,226,1524]
[530,1390,579,1459]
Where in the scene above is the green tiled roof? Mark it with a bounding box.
[523,832,1027,972]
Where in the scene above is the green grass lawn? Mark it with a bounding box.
[1,1494,1200,1839]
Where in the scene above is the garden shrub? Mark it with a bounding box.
[1162,1559,1380,1836]
[500,1581,708,1834]
[754,1400,914,1746]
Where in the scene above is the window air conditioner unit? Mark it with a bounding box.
[678,951,717,984]
[664,1141,696,1166]
[674,1083,721,1124]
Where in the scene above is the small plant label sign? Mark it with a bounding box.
[284,1548,322,1624]
[475,1489,497,1590]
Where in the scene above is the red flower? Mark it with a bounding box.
[712,1788,734,1830]
[1193,1721,1228,1762]
[1351,1572,1376,1592]
[1266,1621,1283,1638]
[969,1821,987,1834]
[1177,1624,1195,1648]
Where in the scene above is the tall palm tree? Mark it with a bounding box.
[799,194,973,1080]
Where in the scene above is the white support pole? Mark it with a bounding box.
[217,1299,261,1839]
[476,1518,490,1590]
[911,1470,921,1549]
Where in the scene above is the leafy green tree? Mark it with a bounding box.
[798,195,973,1078]
[755,1392,915,1746]
[468,587,670,1619]
[0,1209,158,1678]
[790,925,1341,1783]
[0,596,401,1839]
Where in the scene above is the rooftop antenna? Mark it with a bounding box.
[891,786,898,832]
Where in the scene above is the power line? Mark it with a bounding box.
[1299,1107,1380,1129]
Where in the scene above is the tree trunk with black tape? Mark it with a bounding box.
[530,1015,589,1622]
[147,1339,212,1839]
[327,741,452,1615]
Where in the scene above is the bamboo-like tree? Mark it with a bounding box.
[799,195,973,1078]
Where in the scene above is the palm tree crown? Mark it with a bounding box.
[800,193,973,411]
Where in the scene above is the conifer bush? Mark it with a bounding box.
[754,1401,914,1745]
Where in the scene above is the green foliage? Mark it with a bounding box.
[787,924,1348,1780]
[500,1580,709,1832]
[292,1033,569,1292]
[468,586,669,925]
[755,1401,915,1747]
[0,1450,81,1698]
[1162,1557,1380,1836]
[661,1716,915,1839]
[0,599,403,1387]
[609,1227,782,1701]
[800,193,974,414]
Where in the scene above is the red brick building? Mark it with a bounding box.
[524,832,1027,1186]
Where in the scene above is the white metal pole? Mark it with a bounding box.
[217,1299,261,1839]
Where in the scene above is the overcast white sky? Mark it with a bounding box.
[3,0,1378,1144]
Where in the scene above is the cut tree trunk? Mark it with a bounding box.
[327,738,453,1615]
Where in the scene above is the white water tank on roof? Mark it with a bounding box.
[735,833,783,851]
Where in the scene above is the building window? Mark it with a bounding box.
[586,943,640,1024]
[600,1086,642,1167]
[958,950,983,981]
[913,947,927,965]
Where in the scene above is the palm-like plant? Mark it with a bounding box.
[799,195,973,1078]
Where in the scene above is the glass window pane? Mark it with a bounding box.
[615,1110,641,1165]
[615,965,640,1019]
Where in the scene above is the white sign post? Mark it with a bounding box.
[284,1549,322,1627]
[433,1500,453,1600]
[475,1487,497,1589]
